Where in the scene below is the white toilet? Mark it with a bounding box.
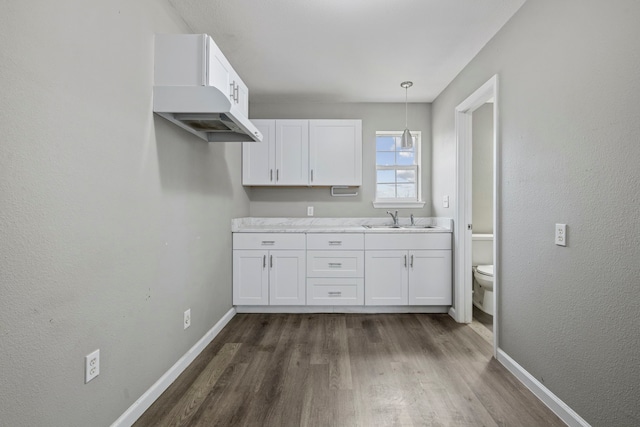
[472,234,494,315]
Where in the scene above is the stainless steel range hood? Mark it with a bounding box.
[153,34,263,143]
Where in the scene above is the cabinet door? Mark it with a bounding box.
[242,120,276,185]
[309,120,362,186]
[365,250,408,305]
[233,250,269,305]
[206,36,232,101]
[269,250,306,305]
[408,250,452,305]
[275,120,309,185]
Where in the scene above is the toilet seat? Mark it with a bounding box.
[477,265,493,277]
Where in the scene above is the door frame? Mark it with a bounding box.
[451,75,499,356]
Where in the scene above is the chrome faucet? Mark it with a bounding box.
[387,210,399,226]
[410,214,415,226]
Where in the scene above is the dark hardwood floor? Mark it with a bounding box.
[135,313,564,427]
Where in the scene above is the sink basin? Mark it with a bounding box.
[362,224,439,229]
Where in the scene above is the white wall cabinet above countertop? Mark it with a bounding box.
[242,119,362,187]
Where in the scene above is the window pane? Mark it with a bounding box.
[376,184,396,199]
[397,150,415,165]
[396,169,416,183]
[376,136,396,151]
[397,184,416,198]
[377,170,395,183]
[376,151,395,166]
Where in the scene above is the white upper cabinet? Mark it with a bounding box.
[242,121,276,185]
[275,120,309,185]
[242,119,362,186]
[243,120,308,186]
[309,120,362,186]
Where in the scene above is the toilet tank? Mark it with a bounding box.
[472,234,493,266]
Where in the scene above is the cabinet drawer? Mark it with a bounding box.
[306,233,364,250]
[307,251,364,277]
[307,278,364,306]
[365,233,451,250]
[233,233,305,250]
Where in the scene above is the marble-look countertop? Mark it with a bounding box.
[232,217,453,233]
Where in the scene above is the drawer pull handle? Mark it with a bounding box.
[410,255,414,268]
[261,241,275,245]
[328,241,342,245]
[404,255,407,268]
[263,255,266,268]
[328,291,342,296]
[328,263,343,268]
[270,255,273,268]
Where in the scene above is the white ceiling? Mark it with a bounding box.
[168,0,526,103]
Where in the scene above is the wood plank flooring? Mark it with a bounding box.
[135,313,564,427]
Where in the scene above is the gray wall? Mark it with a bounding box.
[472,103,494,234]
[0,1,249,426]
[432,1,640,425]
[248,103,432,218]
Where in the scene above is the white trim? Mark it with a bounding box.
[374,130,422,204]
[372,201,426,209]
[236,305,449,314]
[111,308,237,427]
[453,75,500,356]
[497,349,591,427]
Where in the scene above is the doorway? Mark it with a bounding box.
[451,75,499,355]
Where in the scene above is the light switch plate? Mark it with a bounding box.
[555,223,567,246]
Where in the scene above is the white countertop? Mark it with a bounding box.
[232,217,453,233]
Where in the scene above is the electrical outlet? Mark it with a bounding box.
[184,309,191,330]
[85,349,100,383]
[307,206,314,216]
[443,195,449,208]
[555,223,567,246]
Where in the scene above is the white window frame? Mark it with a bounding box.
[372,130,425,209]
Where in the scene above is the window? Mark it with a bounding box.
[373,131,424,208]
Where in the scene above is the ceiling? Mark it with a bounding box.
[168,0,526,103]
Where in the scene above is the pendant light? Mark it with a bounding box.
[400,81,413,149]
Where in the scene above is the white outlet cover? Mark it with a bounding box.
[307,206,314,216]
[184,309,191,329]
[555,223,567,246]
[85,349,100,383]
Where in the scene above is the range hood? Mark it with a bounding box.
[153,34,263,143]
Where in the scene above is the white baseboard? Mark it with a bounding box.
[497,349,590,427]
[235,305,449,314]
[111,307,237,427]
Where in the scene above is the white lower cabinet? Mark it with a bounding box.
[233,230,452,309]
[408,250,452,305]
[365,233,452,306]
[306,233,364,305]
[365,250,409,305]
[232,233,306,306]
